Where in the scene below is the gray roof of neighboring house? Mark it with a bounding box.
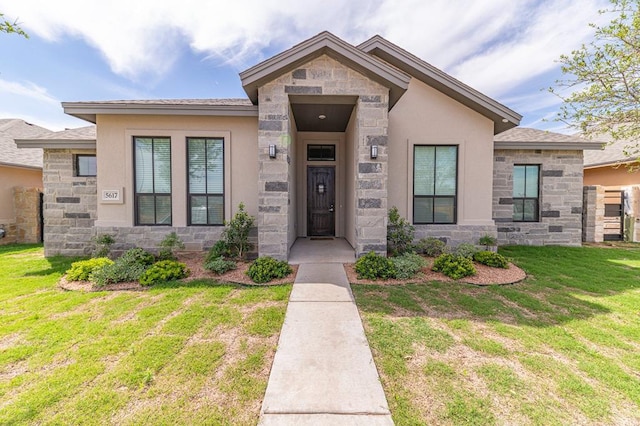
[0,119,49,169]
[14,125,96,149]
[582,135,639,167]
[494,127,604,150]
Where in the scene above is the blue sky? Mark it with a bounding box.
[0,0,609,131]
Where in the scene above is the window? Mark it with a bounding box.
[75,155,96,177]
[187,137,224,225]
[134,137,171,225]
[413,145,457,224]
[307,144,335,161]
[513,165,539,222]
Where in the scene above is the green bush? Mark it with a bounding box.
[246,256,293,284]
[414,237,447,257]
[355,251,397,280]
[89,247,155,287]
[157,232,185,260]
[223,203,255,259]
[473,251,509,268]
[139,260,190,286]
[204,256,237,275]
[92,234,115,258]
[432,253,476,280]
[206,240,232,263]
[119,247,155,266]
[66,257,114,281]
[387,206,415,256]
[453,243,479,259]
[478,234,498,246]
[391,252,427,279]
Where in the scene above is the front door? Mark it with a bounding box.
[307,166,335,236]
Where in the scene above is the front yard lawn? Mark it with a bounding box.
[353,245,640,425]
[0,244,291,425]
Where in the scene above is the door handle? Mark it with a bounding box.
[329,204,334,213]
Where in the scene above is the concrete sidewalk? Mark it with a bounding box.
[259,263,393,425]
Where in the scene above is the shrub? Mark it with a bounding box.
[246,256,292,284]
[355,251,397,280]
[139,260,190,286]
[223,203,255,259]
[473,251,509,269]
[478,234,498,247]
[92,234,115,258]
[391,252,427,279]
[204,256,237,275]
[432,253,476,280]
[206,240,232,263]
[387,206,415,256]
[89,247,155,287]
[119,247,156,266]
[157,232,184,260]
[453,243,479,259]
[66,257,114,281]
[414,237,447,257]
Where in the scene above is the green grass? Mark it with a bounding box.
[0,244,291,425]
[354,245,640,425]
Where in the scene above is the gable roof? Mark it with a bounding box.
[240,31,411,107]
[494,128,604,150]
[0,119,49,169]
[15,125,97,149]
[358,35,521,134]
[583,136,639,168]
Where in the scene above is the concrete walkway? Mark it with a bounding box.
[259,258,393,425]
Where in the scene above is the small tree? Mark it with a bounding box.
[223,203,255,259]
[387,206,415,256]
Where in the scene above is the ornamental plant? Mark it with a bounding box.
[432,253,476,280]
[355,251,396,280]
[139,260,190,286]
[222,203,255,259]
[246,256,292,284]
[66,257,114,281]
[473,251,509,269]
[387,206,415,256]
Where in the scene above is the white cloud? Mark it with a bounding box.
[0,79,59,105]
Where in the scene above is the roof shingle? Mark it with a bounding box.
[0,119,49,168]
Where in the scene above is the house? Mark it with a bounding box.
[0,119,49,244]
[583,137,640,241]
[16,32,602,259]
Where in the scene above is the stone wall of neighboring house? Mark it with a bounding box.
[14,187,42,244]
[0,222,17,245]
[493,149,584,246]
[43,149,97,257]
[582,185,605,243]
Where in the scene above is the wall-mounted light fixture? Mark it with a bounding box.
[370,145,378,159]
[269,144,276,159]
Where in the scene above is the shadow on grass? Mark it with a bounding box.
[353,245,640,328]
[152,278,293,290]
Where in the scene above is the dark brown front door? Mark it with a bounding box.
[307,166,335,236]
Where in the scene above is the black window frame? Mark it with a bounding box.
[133,136,172,226]
[307,144,336,161]
[413,145,458,225]
[512,164,540,222]
[75,154,97,177]
[186,137,225,226]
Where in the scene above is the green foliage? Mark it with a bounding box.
[139,260,190,286]
[551,0,640,151]
[92,234,115,258]
[473,251,509,269]
[414,237,447,257]
[119,248,155,266]
[206,240,232,263]
[223,203,255,259]
[387,206,415,256]
[157,232,185,260]
[478,234,497,246]
[204,256,237,275]
[432,253,476,279]
[246,256,292,284]
[453,243,479,259]
[391,252,427,279]
[0,13,28,38]
[66,257,114,281]
[355,251,397,280]
[90,248,155,287]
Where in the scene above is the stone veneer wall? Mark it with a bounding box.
[0,222,17,245]
[43,149,97,257]
[582,185,605,242]
[14,187,42,243]
[257,55,389,259]
[493,149,584,246]
[414,225,498,248]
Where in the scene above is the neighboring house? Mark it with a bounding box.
[18,32,601,258]
[0,119,49,244]
[584,137,640,241]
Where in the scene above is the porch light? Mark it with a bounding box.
[318,114,326,120]
[269,144,277,159]
[370,145,378,159]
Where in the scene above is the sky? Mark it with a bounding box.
[0,0,611,132]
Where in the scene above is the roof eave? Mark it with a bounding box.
[494,141,604,150]
[359,36,522,134]
[15,138,97,149]
[239,31,410,108]
[0,161,42,170]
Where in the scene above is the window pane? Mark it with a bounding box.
[512,199,524,221]
[208,196,224,225]
[156,196,172,225]
[190,196,207,224]
[435,146,456,196]
[206,139,224,194]
[513,166,525,198]
[135,138,154,193]
[188,139,206,194]
[137,195,156,224]
[414,197,433,223]
[523,199,538,221]
[153,138,171,193]
[525,166,539,197]
[434,198,455,223]
[414,146,435,196]
[77,155,96,176]
[307,145,335,161]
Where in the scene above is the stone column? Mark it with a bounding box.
[13,187,42,243]
[583,185,604,242]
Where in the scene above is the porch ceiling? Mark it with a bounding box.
[290,95,357,132]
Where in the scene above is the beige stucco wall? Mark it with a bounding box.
[344,107,357,247]
[584,165,640,187]
[95,115,258,227]
[0,165,42,223]
[388,78,495,226]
